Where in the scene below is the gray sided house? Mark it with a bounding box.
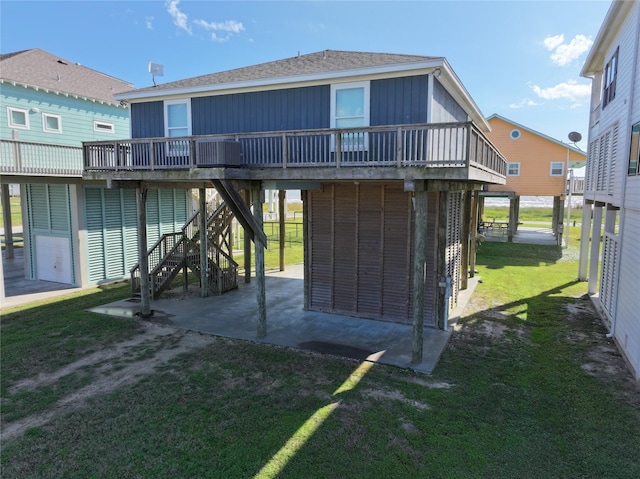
[83,50,507,363]
[0,49,191,297]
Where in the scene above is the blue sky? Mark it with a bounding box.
[1,0,613,149]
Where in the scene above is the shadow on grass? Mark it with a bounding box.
[477,241,563,268]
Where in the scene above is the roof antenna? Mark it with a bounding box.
[148,62,164,87]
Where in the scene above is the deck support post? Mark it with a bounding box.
[302,190,310,311]
[411,185,428,364]
[1,184,14,260]
[469,190,479,278]
[253,184,267,337]
[279,190,286,272]
[508,196,517,242]
[588,203,603,294]
[136,185,152,317]
[435,191,448,331]
[199,187,209,298]
[243,189,252,283]
[460,190,471,290]
[578,201,592,280]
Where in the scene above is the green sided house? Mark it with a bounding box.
[0,49,192,297]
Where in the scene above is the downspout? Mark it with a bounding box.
[607,4,640,339]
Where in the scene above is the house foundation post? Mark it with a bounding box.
[588,203,603,294]
[514,196,521,231]
[302,189,310,311]
[199,187,209,298]
[1,184,14,259]
[243,189,252,283]
[460,190,471,289]
[469,190,479,278]
[279,190,286,272]
[435,191,448,330]
[411,185,428,364]
[253,184,267,337]
[552,196,560,234]
[508,196,517,242]
[136,185,152,318]
[578,201,592,280]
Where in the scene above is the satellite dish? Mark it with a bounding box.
[568,131,582,143]
[148,62,164,86]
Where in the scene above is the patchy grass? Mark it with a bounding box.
[1,237,640,478]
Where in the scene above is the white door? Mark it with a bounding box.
[35,235,72,284]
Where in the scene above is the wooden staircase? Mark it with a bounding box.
[130,201,239,299]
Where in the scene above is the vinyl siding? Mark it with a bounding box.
[614,208,640,380]
[431,78,468,123]
[1,84,128,145]
[486,117,585,196]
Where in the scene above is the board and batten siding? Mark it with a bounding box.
[1,84,128,144]
[614,208,640,380]
[307,182,438,326]
[131,101,167,139]
[431,78,468,124]
[84,187,190,283]
[370,75,429,126]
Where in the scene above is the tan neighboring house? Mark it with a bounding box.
[481,114,586,242]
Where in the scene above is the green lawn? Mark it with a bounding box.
[1,226,639,478]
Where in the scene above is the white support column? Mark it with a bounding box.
[588,203,603,295]
[578,202,592,281]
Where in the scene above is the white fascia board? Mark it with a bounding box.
[0,78,126,108]
[115,58,446,101]
[581,0,635,77]
[438,59,490,131]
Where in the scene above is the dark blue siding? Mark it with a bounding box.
[192,85,330,135]
[370,75,429,126]
[131,101,164,138]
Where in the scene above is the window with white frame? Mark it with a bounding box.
[164,99,191,156]
[94,120,114,133]
[507,162,520,176]
[42,113,62,133]
[602,46,619,109]
[628,122,640,176]
[7,107,29,129]
[330,81,369,150]
[550,162,564,176]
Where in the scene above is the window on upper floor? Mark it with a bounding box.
[164,99,191,138]
[94,120,114,134]
[7,107,29,129]
[507,163,520,176]
[331,81,370,150]
[550,162,564,176]
[602,46,619,109]
[42,113,62,133]
[629,122,640,176]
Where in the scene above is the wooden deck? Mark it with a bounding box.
[82,122,507,184]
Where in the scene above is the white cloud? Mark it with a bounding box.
[194,19,245,34]
[530,80,591,101]
[543,34,564,51]
[509,98,543,109]
[146,16,154,30]
[165,0,191,34]
[543,34,593,66]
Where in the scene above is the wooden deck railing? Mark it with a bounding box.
[1,140,83,176]
[83,122,506,177]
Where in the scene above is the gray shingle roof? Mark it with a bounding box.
[130,50,439,95]
[0,48,133,104]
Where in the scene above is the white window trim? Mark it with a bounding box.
[330,81,370,129]
[507,162,520,176]
[7,107,29,129]
[42,113,62,133]
[94,120,114,133]
[164,99,192,138]
[550,161,564,176]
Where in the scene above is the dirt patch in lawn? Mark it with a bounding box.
[1,322,215,443]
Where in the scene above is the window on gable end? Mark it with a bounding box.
[602,46,619,109]
[507,163,520,176]
[550,162,564,176]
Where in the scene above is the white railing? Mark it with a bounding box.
[1,140,83,176]
[83,122,507,177]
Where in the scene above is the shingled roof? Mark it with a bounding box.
[129,50,441,96]
[0,48,133,105]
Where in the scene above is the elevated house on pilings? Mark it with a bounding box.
[82,50,507,364]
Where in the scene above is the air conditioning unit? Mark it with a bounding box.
[196,140,242,167]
